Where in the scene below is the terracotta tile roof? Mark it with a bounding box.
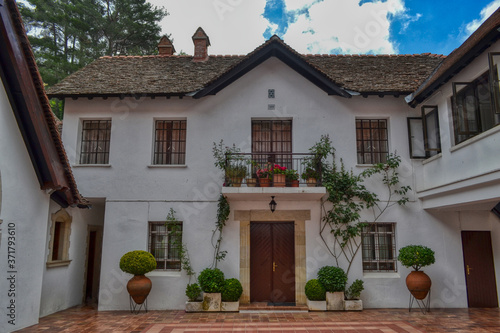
[47,36,444,98]
[3,0,88,207]
[408,7,500,106]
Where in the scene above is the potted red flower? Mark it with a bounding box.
[272,164,287,187]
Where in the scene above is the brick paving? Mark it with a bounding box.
[16,306,500,333]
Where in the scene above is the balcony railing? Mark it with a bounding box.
[224,152,322,187]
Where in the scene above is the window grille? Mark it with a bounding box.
[80,120,111,164]
[148,222,182,270]
[252,120,292,168]
[356,119,388,164]
[361,223,397,272]
[153,120,186,165]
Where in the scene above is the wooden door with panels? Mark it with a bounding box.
[461,231,498,307]
[250,222,295,304]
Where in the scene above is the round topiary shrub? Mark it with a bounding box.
[119,250,156,275]
[221,278,243,302]
[398,245,435,271]
[186,283,202,302]
[305,279,326,301]
[317,266,347,292]
[198,268,225,293]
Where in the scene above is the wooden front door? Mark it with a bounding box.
[250,222,295,303]
[461,231,498,307]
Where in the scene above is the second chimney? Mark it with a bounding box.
[158,35,175,55]
[192,27,210,62]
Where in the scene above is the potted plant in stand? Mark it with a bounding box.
[305,279,326,311]
[221,278,243,311]
[198,268,225,311]
[318,266,347,310]
[226,164,247,187]
[272,164,287,187]
[344,279,364,311]
[119,250,157,306]
[256,165,272,187]
[398,245,435,300]
[286,169,300,187]
[185,283,203,312]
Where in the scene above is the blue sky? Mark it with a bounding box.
[156,0,500,56]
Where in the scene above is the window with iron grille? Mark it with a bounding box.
[153,120,186,165]
[79,120,111,164]
[252,120,292,168]
[361,223,397,272]
[148,222,182,270]
[356,119,388,164]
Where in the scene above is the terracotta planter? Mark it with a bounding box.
[290,180,300,187]
[246,178,257,187]
[230,177,243,187]
[127,275,152,304]
[259,177,271,187]
[273,174,286,187]
[306,178,317,187]
[406,271,431,300]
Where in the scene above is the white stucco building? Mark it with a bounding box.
[2,0,500,330]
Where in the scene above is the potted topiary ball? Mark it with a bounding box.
[305,279,326,311]
[198,268,225,311]
[317,266,347,311]
[119,250,156,305]
[221,278,243,311]
[398,245,435,300]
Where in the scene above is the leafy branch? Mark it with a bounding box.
[166,208,195,283]
[211,194,230,268]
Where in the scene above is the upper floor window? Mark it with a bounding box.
[148,221,182,270]
[422,106,441,157]
[361,223,397,272]
[80,120,111,164]
[153,120,186,165]
[356,119,388,164]
[452,55,500,145]
[252,119,292,167]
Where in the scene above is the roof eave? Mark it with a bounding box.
[408,22,500,108]
[193,40,351,99]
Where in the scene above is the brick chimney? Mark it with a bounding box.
[158,35,175,55]
[192,27,210,62]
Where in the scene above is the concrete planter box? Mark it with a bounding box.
[306,299,327,311]
[344,299,363,311]
[221,301,239,312]
[185,301,203,312]
[326,292,345,311]
[202,292,221,311]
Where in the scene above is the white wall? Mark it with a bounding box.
[62,56,481,310]
[0,80,51,331]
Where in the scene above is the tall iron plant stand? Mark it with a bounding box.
[130,295,148,314]
[408,288,430,314]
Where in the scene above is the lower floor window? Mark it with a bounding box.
[148,222,182,270]
[361,223,397,272]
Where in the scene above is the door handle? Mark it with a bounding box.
[467,265,472,275]
[273,262,277,272]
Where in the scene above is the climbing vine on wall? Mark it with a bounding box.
[211,194,230,268]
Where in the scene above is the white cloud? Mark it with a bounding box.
[148,0,268,55]
[279,0,406,54]
[465,0,500,37]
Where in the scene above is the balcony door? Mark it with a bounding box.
[252,120,292,169]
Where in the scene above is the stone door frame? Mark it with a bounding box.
[234,209,310,304]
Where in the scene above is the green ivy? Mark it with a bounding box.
[211,194,229,268]
[166,208,196,282]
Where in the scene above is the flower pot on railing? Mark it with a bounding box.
[246,178,257,187]
[306,178,317,187]
[290,180,300,187]
[273,174,286,187]
[259,177,271,187]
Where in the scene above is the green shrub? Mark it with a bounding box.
[221,278,243,302]
[398,245,435,271]
[185,283,202,302]
[345,279,364,300]
[305,279,326,301]
[119,250,156,276]
[317,266,347,292]
[198,268,225,293]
